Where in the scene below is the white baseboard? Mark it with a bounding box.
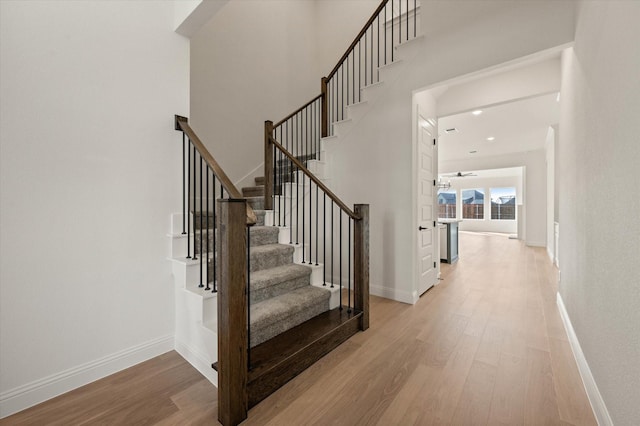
[370,284,417,304]
[175,338,217,387]
[556,293,613,426]
[526,240,546,247]
[0,334,174,419]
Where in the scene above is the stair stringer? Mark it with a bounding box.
[168,212,219,386]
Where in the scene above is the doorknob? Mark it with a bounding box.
[418,226,428,231]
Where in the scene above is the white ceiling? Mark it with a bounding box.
[438,93,559,162]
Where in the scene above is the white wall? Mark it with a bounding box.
[0,1,188,417]
[441,150,547,247]
[190,0,321,188]
[312,0,380,76]
[443,174,521,235]
[545,126,556,261]
[558,1,640,424]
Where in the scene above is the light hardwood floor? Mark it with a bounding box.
[2,232,596,425]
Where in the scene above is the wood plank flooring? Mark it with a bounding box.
[1,232,596,425]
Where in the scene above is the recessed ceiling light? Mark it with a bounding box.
[486,136,495,141]
[469,150,477,154]
[472,110,483,116]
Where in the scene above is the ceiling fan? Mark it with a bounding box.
[442,171,477,178]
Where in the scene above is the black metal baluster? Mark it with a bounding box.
[289,160,293,244]
[205,168,211,291]
[348,218,352,313]
[311,101,315,158]
[399,0,402,45]
[365,29,368,86]
[323,193,326,286]
[352,50,355,105]
[339,210,342,309]
[282,127,286,226]
[334,76,337,128]
[377,15,380,82]
[212,176,217,293]
[193,144,198,262]
[358,41,362,101]
[315,180,319,266]
[199,155,203,288]
[341,64,344,120]
[331,201,334,289]
[247,225,251,369]
[295,160,299,245]
[309,170,312,264]
[346,56,349,108]
[407,0,409,41]
[182,133,186,235]
[392,0,394,61]
[273,138,276,227]
[302,168,305,261]
[414,0,416,37]
[385,5,388,65]
[187,139,192,259]
[371,23,374,83]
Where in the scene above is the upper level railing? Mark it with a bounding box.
[322,0,420,136]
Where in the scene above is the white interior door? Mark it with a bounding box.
[417,116,438,296]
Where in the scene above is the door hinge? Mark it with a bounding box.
[433,179,436,186]
[434,261,436,268]
[433,138,436,146]
[433,221,436,227]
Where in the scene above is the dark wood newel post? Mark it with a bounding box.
[217,199,248,426]
[264,120,274,211]
[354,204,370,330]
[321,77,328,137]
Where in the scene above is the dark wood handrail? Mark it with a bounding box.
[269,136,360,221]
[326,0,390,81]
[177,117,257,225]
[273,94,323,128]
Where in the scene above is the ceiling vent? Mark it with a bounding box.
[444,127,458,134]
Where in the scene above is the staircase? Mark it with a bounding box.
[170,168,343,382]
[168,0,428,424]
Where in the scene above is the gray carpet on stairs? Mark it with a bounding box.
[250,263,312,304]
[191,181,330,348]
[250,286,330,347]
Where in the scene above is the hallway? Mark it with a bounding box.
[2,232,596,425]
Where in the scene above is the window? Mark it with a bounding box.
[438,190,456,219]
[490,187,516,220]
[462,189,484,219]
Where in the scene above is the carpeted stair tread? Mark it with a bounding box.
[246,196,264,210]
[254,176,265,185]
[250,226,279,246]
[242,186,265,197]
[250,264,312,304]
[250,286,330,347]
[193,224,277,253]
[250,244,293,272]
